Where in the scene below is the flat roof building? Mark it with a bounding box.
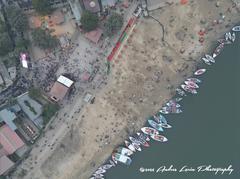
[0,109,17,131]
[0,125,25,155]
[49,75,74,102]
[0,155,14,176]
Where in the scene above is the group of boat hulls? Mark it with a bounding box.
[89,25,240,179]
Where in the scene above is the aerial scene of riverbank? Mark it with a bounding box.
[0,0,239,179]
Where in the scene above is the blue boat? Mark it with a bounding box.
[159,114,168,124]
[148,120,164,132]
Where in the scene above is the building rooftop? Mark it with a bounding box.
[0,109,17,131]
[101,0,117,7]
[49,81,69,101]
[83,0,101,13]
[0,125,25,155]
[17,93,43,127]
[29,16,42,29]
[57,75,74,88]
[85,28,103,44]
[0,155,14,176]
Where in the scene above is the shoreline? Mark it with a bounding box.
[11,1,240,179]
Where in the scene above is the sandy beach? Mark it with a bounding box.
[12,1,240,179]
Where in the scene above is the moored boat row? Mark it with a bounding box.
[90,24,239,179]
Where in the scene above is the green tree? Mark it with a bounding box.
[32,0,52,15]
[80,11,98,32]
[105,13,124,36]
[42,103,60,125]
[15,36,29,49]
[0,32,13,56]
[5,5,29,33]
[31,28,59,50]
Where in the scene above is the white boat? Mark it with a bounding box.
[129,136,141,146]
[230,32,236,42]
[112,153,132,165]
[101,164,113,170]
[194,69,206,75]
[205,54,215,63]
[176,88,187,96]
[141,127,159,135]
[94,169,106,175]
[186,78,201,83]
[184,81,199,88]
[232,26,240,32]
[225,32,231,41]
[109,160,116,167]
[137,132,150,141]
[181,84,197,94]
[159,123,172,129]
[115,147,133,156]
[132,142,141,151]
[202,57,211,65]
[93,173,104,177]
[125,140,136,152]
[150,134,168,142]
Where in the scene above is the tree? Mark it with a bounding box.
[32,0,52,15]
[0,32,13,56]
[42,103,60,125]
[31,28,59,50]
[80,11,98,32]
[105,13,124,36]
[5,5,28,33]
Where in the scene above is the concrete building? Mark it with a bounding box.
[0,155,14,176]
[0,109,17,131]
[17,93,43,128]
[49,75,74,102]
[68,0,83,25]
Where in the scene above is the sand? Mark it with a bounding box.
[12,1,240,179]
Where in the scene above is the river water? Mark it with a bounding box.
[104,33,240,179]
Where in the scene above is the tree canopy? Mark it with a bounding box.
[31,28,59,50]
[80,11,99,32]
[5,5,28,33]
[0,19,6,33]
[32,0,52,15]
[0,32,14,56]
[105,13,124,36]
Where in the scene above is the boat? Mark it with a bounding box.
[194,69,206,75]
[225,32,231,41]
[137,132,150,141]
[202,57,211,65]
[176,88,187,96]
[171,107,182,114]
[94,169,106,175]
[184,81,199,88]
[129,136,141,146]
[115,147,133,156]
[217,38,231,45]
[213,43,224,58]
[150,134,168,142]
[132,142,141,151]
[159,122,172,128]
[141,127,159,135]
[166,102,180,108]
[153,115,161,123]
[93,173,104,177]
[136,135,150,147]
[125,140,136,152]
[101,164,113,170]
[159,108,170,114]
[148,120,164,132]
[186,78,201,83]
[181,84,197,94]
[109,160,116,167]
[158,114,168,124]
[232,25,240,32]
[205,54,215,63]
[112,153,132,165]
[230,32,236,42]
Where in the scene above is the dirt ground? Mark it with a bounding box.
[12,1,240,179]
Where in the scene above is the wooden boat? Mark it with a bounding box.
[232,25,240,32]
[194,69,206,75]
[112,153,132,165]
[186,78,201,83]
[184,81,199,88]
[181,84,197,94]
[202,57,211,65]
[125,140,136,152]
[150,134,168,142]
[115,147,133,156]
[137,132,150,141]
[205,54,215,63]
[141,127,159,135]
[148,120,164,132]
[129,136,141,146]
